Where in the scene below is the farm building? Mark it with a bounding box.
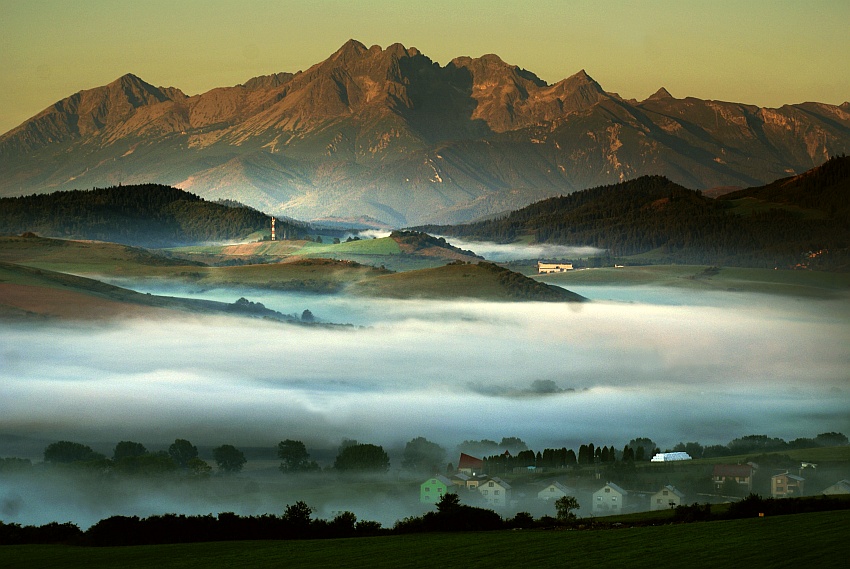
[538,262,573,274]
[420,475,456,504]
[822,479,850,496]
[457,453,484,476]
[771,472,805,498]
[651,485,685,510]
[650,451,692,462]
[593,482,628,515]
[713,464,755,493]
[537,481,576,501]
[478,477,512,508]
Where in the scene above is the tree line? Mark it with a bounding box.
[3,491,849,547]
[0,183,305,247]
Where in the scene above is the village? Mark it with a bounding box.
[418,450,850,518]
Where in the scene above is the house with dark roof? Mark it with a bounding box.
[420,475,456,504]
[771,472,805,498]
[713,464,755,493]
[593,482,628,515]
[537,481,576,501]
[651,485,685,510]
[822,479,850,496]
[479,476,512,508]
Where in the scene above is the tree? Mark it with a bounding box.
[277,439,319,473]
[187,457,212,478]
[334,443,390,472]
[498,437,528,453]
[815,432,848,447]
[555,496,580,522]
[628,437,658,460]
[283,501,314,533]
[435,491,461,513]
[212,444,247,474]
[113,441,148,462]
[168,439,198,468]
[401,437,446,473]
[301,309,314,323]
[43,441,104,464]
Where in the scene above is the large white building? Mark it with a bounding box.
[650,452,692,462]
[538,262,573,274]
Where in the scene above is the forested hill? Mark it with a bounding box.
[0,184,304,247]
[417,162,850,270]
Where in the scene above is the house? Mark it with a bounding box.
[537,481,576,501]
[650,485,685,511]
[771,472,805,498]
[822,479,850,496]
[478,477,512,508]
[420,475,456,504]
[451,472,489,491]
[538,262,573,274]
[593,482,628,515]
[457,453,484,476]
[713,464,755,493]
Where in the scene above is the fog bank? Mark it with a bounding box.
[2,289,847,453]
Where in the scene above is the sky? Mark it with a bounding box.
[1,0,848,135]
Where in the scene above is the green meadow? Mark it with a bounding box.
[3,510,846,569]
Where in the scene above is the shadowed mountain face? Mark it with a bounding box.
[2,39,849,226]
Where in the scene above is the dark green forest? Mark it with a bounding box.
[0,184,304,247]
[417,156,850,270]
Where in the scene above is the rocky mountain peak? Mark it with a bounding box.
[646,87,674,101]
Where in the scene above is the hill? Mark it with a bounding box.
[420,159,850,270]
[0,262,300,322]
[349,261,586,302]
[2,41,849,225]
[0,184,305,247]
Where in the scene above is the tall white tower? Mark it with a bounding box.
[271,217,276,241]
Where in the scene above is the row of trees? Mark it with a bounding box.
[5,432,845,478]
[39,439,246,475]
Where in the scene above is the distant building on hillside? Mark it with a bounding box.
[651,452,692,462]
[538,262,573,274]
[713,464,755,493]
[771,472,805,498]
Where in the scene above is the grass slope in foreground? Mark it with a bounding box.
[3,510,846,569]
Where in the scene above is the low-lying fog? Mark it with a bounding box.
[1,277,849,528]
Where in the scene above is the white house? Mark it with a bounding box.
[593,482,628,515]
[478,477,512,508]
[822,479,850,495]
[538,261,573,274]
[537,481,576,501]
[650,485,685,510]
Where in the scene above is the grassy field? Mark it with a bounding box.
[537,265,850,299]
[3,510,847,568]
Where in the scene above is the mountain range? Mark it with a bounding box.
[2,39,849,226]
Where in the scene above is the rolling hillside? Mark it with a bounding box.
[421,157,850,270]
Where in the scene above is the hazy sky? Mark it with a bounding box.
[1,0,848,135]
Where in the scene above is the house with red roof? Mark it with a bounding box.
[457,453,484,476]
[713,464,755,493]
